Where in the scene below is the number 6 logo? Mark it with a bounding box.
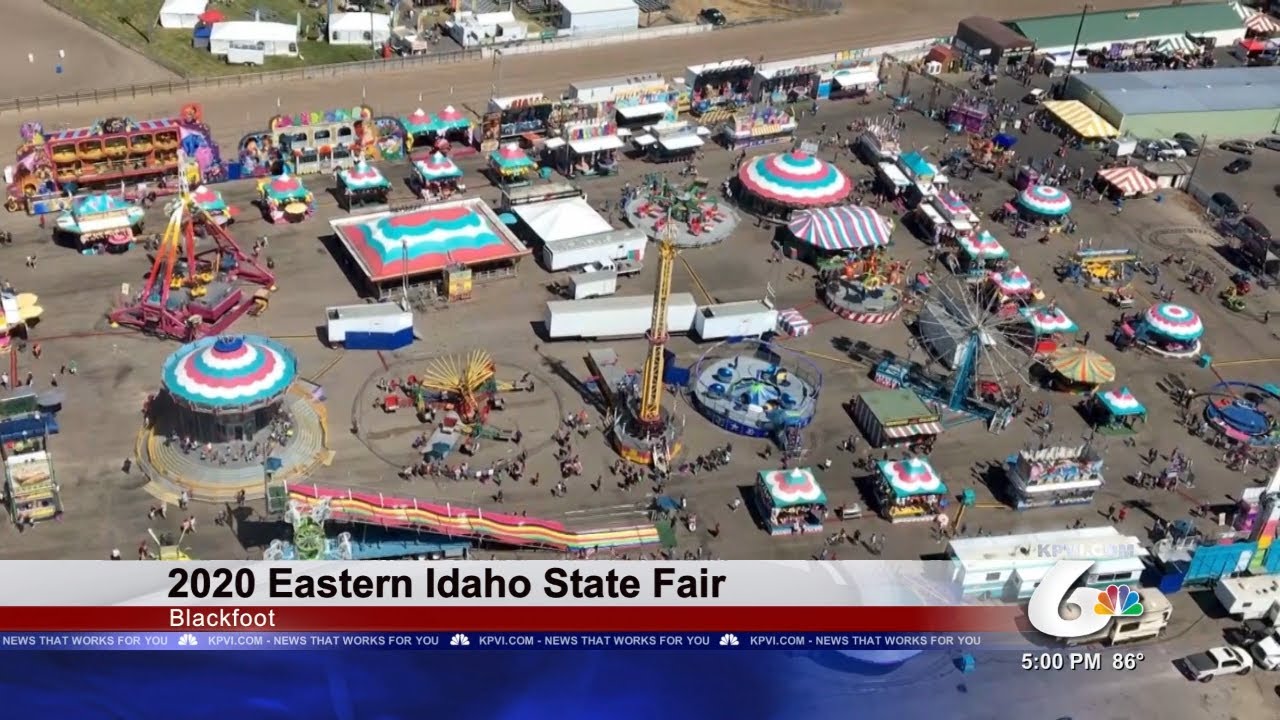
[1027,560,1113,639]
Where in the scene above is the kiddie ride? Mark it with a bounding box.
[1222,285,1247,313]
[107,180,276,342]
[400,350,533,457]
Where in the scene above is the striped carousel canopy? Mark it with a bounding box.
[956,229,1007,259]
[786,206,891,251]
[1017,185,1072,216]
[162,335,297,410]
[737,150,852,208]
[877,457,947,498]
[1143,303,1203,341]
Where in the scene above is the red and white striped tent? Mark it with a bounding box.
[1245,12,1280,35]
[1096,166,1157,197]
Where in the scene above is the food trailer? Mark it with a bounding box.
[851,389,943,449]
[754,467,828,535]
[1003,444,1105,510]
[875,457,948,523]
[721,107,797,150]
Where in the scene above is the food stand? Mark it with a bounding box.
[1042,347,1116,393]
[1003,444,1104,510]
[488,143,537,186]
[851,389,943,449]
[1089,387,1146,435]
[561,120,624,177]
[412,152,466,201]
[898,150,941,197]
[54,193,145,253]
[754,467,828,535]
[336,160,391,210]
[1015,305,1077,355]
[721,107,797,150]
[875,457,948,523]
[930,191,980,231]
[984,265,1040,313]
[257,172,313,224]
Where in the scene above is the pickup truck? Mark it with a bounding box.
[1182,646,1253,682]
[581,259,642,276]
[1249,631,1280,670]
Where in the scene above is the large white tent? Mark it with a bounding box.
[328,12,393,45]
[511,197,612,244]
[159,0,208,29]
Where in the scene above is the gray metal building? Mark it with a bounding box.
[1064,68,1280,139]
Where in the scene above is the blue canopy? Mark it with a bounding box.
[993,133,1017,149]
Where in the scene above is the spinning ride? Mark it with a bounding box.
[54,193,145,253]
[257,172,314,224]
[625,175,739,248]
[1056,248,1136,293]
[412,152,465,201]
[108,171,275,342]
[1134,303,1204,358]
[690,340,821,438]
[821,248,910,324]
[336,160,391,210]
[1203,382,1280,447]
[734,150,852,218]
[410,350,532,425]
[1015,185,1072,221]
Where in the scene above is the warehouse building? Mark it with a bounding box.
[952,16,1036,66]
[1008,3,1248,55]
[1064,67,1280,139]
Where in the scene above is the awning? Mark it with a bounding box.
[1246,12,1280,35]
[786,206,891,251]
[1041,100,1118,139]
[1240,38,1268,53]
[1096,166,1157,196]
[1158,35,1199,54]
[616,102,672,119]
[832,68,879,88]
[658,134,703,151]
[882,422,944,439]
[568,135,625,154]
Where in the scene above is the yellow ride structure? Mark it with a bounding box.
[420,350,498,422]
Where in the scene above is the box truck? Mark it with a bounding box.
[545,293,697,339]
[325,302,414,350]
[693,300,778,340]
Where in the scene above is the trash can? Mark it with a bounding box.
[1197,354,1213,368]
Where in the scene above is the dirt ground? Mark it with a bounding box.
[0,2,174,99]
[666,0,810,23]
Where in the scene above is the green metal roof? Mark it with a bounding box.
[858,389,938,424]
[1008,3,1244,49]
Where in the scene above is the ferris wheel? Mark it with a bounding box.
[910,278,1030,415]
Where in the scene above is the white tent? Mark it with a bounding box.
[209,21,299,56]
[328,12,392,45]
[159,0,207,29]
[511,197,612,244]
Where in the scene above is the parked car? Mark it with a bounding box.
[1022,88,1046,105]
[1209,191,1242,217]
[1259,137,1280,151]
[1181,646,1252,682]
[1220,139,1256,155]
[699,7,727,25]
[1226,158,1253,174]
[1157,139,1187,158]
[1172,133,1201,156]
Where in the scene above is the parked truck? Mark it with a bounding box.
[325,301,415,350]
[1215,575,1280,620]
[693,300,778,341]
[568,270,618,300]
[1181,646,1252,682]
[580,258,643,276]
[545,293,697,340]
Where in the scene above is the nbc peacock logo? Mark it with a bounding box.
[1094,585,1143,617]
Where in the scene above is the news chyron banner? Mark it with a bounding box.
[0,561,1028,652]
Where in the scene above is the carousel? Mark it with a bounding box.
[1088,387,1146,435]
[141,335,331,498]
[190,185,234,226]
[820,249,910,324]
[949,229,1008,277]
[257,172,314,224]
[874,457,948,523]
[1041,346,1116,393]
[754,467,828,535]
[1128,303,1204,358]
[336,160,392,210]
[1014,305,1077,355]
[733,150,852,220]
[54,193,145,253]
[690,340,821,438]
[412,152,466,201]
[488,143,537,186]
[1015,184,1072,224]
[624,175,740,248]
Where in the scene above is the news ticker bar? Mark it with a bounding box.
[0,632,997,652]
[0,606,1023,632]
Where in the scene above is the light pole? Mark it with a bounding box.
[1057,4,1091,98]
[1186,133,1209,187]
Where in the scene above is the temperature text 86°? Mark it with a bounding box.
[1021,652,1145,671]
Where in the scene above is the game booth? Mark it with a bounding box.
[929,191,981,238]
[54,193,146,254]
[734,150,852,221]
[946,100,990,134]
[412,152,466,201]
[755,467,828,535]
[1087,386,1147,435]
[1003,444,1105,510]
[825,65,881,99]
[850,389,943,450]
[257,173,314,224]
[1124,303,1204,358]
[401,106,474,155]
[336,160,392,210]
[485,94,557,143]
[752,58,822,104]
[191,185,234,226]
[488,144,537,187]
[1041,346,1116,393]
[720,107,798,150]
[950,229,1009,277]
[875,457,948,523]
[686,59,755,116]
[246,106,378,177]
[624,175,740,248]
[1095,166,1157,199]
[560,120,624,177]
[984,265,1040,314]
[1014,305,1078,355]
[1015,184,1072,225]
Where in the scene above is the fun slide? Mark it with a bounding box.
[286,484,659,553]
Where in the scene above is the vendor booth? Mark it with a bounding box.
[613,101,674,130]
[875,457,948,523]
[735,150,851,220]
[826,65,880,99]
[947,100,990,134]
[721,107,797,150]
[686,59,755,115]
[257,172,313,224]
[635,128,705,164]
[1016,184,1072,223]
[1040,100,1118,141]
[561,120,624,177]
[1042,346,1116,393]
[54,193,146,253]
[1088,386,1146,435]
[402,106,474,154]
[1125,303,1204,358]
[1015,305,1077,355]
[754,467,828,535]
[1003,444,1104,510]
[876,162,911,197]
[898,150,941,197]
[412,152,466,201]
[486,94,556,143]
[1095,166,1157,198]
[950,229,1008,276]
[336,160,391,210]
[851,389,942,449]
[931,191,980,228]
[488,143,537,186]
[751,57,822,104]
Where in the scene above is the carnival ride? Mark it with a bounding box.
[284,483,660,552]
[108,171,276,342]
[816,238,910,325]
[735,150,852,216]
[257,173,314,223]
[625,174,739,247]
[1124,303,1205,358]
[1203,381,1280,447]
[1056,248,1136,293]
[968,133,1016,172]
[7,104,221,214]
[0,292,43,349]
[53,193,146,253]
[690,340,821,439]
[401,350,533,454]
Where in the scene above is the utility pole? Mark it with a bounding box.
[1186,133,1208,187]
[1057,4,1091,98]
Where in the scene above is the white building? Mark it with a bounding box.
[947,526,1149,601]
[158,0,207,29]
[557,0,639,35]
[209,21,300,57]
[328,12,392,45]
[446,10,529,48]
